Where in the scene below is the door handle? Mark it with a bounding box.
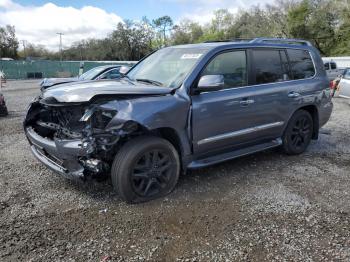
[288,91,301,98]
[240,99,255,106]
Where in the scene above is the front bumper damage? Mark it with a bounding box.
[26,127,90,180]
[23,98,127,181]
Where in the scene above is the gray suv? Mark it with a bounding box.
[24,38,333,203]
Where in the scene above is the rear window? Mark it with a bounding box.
[330,62,337,70]
[287,49,315,79]
[252,49,291,84]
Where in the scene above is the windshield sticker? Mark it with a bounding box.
[181,54,203,59]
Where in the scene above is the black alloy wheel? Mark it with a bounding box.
[131,149,173,197]
[282,110,314,155]
[111,136,180,203]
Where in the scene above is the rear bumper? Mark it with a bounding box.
[25,127,86,180]
[319,100,333,128]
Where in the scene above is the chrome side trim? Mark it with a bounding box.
[197,121,284,145]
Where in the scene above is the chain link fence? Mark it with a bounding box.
[0,60,136,79]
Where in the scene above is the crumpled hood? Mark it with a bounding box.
[42,79,172,103]
[41,77,79,88]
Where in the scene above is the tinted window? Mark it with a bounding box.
[287,49,315,79]
[253,50,290,84]
[343,69,350,80]
[324,63,330,70]
[280,50,290,79]
[330,62,337,70]
[101,68,120,79]
[201,51,247,89]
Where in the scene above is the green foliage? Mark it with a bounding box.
[0,25,19,59]
[152,15,173,48]
[287,0,311,39]
[286,0,337,55]
[5,0,350,60]
[171,20,204,45]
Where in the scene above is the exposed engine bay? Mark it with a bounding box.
[24,97,139,180]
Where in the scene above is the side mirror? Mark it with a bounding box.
[119,66,131,75]
[196,75,224,93]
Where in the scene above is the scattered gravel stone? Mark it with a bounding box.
[0,81,349,261]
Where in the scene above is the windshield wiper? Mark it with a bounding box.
[136,78,163,86]
[120,74,135,84]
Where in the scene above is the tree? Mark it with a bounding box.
[171,20,203,45]
[331,0,350,55]
[17,43,53,59]
[233,6,274,39]
[0,25,19,59]
[286,0,338,55]
[152,16,173,47]
[287,0,311,39]
[29,1,350,60]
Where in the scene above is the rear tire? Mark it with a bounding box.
[282,110,313,155]
[111,136,180,203]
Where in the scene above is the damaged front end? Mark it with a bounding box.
[24,96,138,180]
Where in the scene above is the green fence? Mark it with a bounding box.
[0,60,136,79]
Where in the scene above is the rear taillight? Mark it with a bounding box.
[329,81,335,89]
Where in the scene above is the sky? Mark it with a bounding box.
[0,0,270,51]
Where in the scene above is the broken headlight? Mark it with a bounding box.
[80,107,117,130]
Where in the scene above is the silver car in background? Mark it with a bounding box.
[40,65,122,90]
[338,68,350,98]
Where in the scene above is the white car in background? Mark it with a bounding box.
[324,61,343,80]
[338,68,350,98]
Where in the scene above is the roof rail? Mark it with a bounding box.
[203,38,253,43]
[250,38,312,46]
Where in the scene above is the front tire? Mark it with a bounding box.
[282,110,313,155]
[111,136,180,203]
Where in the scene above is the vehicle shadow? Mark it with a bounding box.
[62,147,292,205]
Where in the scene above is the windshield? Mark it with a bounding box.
[79,67,107,80]
[127,47,209,88]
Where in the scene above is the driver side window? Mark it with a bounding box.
[201,50,247,89]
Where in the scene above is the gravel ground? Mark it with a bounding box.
[0,80,349,261]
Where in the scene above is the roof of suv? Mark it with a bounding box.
[171,38,314,50]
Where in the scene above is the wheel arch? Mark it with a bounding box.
[288,105,319,140]
[117,121,190,165]
[153,127,184,157]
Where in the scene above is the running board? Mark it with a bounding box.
[187,138,282,169]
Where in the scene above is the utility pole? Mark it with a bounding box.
[20,40,27,59]
[57,32,64,61]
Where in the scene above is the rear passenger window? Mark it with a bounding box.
[201,51,247,89]
[287,49,315,79]
[253,50,290,84]
[330,62,337,70]
[324,63,330,70]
